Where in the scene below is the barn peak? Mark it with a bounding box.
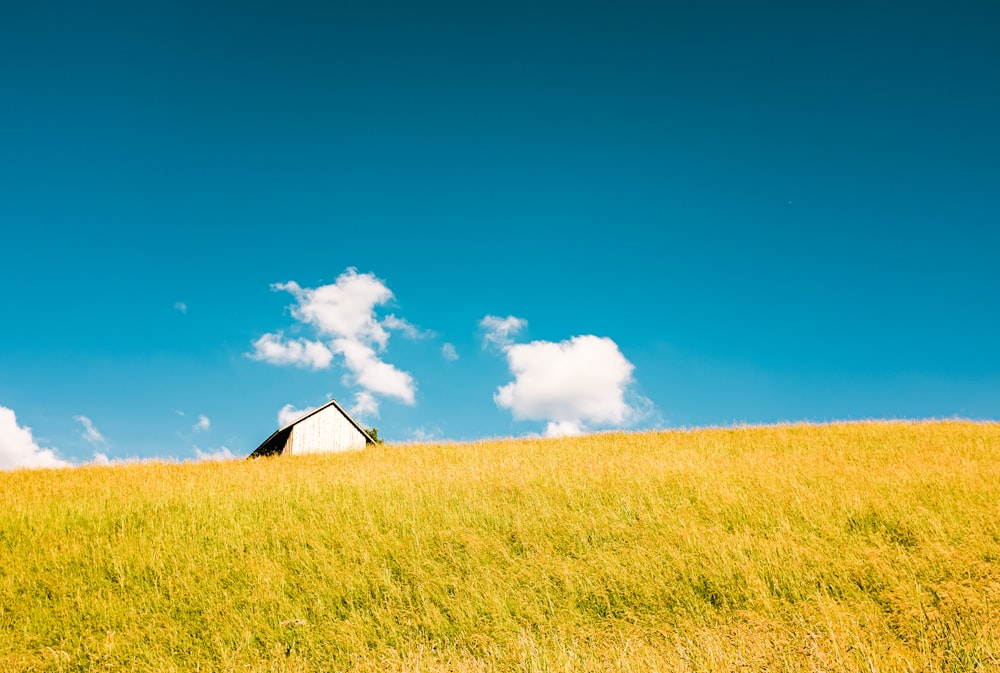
[249,399,375,458]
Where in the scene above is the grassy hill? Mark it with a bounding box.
[2,421,998,672]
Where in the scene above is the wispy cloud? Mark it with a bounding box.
[250,268,419,407]
[480,315,527,350]
[441,343,459,361]
[89,452,146,467]
[350,391,380,420]
[174,301,188,314]
[277,403,317,427]
[74,415,108,448]
[193,446,238,462]
[0,405,69,469]
[193,414,211,433]
[408,426,442,442]
[383,314,434,339]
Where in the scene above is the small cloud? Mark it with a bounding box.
[248,332,334,370]
[0,405,69,469]
[193,414,211,433]
[174,302,188,314]
[74,415,108,448]
[543,420,585,437]
[493,334,650,436]
[383,314,434,339]
[88,452,141,466]
[350,391,380,420]
[441,343,459,361]
[480,315,527,350]
[277,403,317,428]
[408,426,442,442]
[193,446,237,462]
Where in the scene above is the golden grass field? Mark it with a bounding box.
[1,421,998,672]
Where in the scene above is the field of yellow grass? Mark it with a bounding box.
[1,421,998,672]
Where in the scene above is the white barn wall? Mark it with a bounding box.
[287,406,368,455]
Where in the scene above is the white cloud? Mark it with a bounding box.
[278,403,317,428]
[0,405,69,470]
[255,269,418,406]
[350,391,380,419]
[332,339,415,403]
[494,335,642,436]
[74,415,108,448]
[273,270,393,347]
[480,315,527,350]
[193,414,211,432]
[174,301,188,314]
[193,446,237,462]
[88,452,141,467]
[441,343,459,361]
[249,332,334,370]
[543,420,586,437]
[408,426,442,442]
[383,314,433,339]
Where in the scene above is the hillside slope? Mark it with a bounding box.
[2,422,998,672]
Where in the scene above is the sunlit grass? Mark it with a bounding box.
[2,421,998,671]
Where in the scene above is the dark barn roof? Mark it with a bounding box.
[248,399,376,458]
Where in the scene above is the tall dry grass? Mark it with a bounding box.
[1,421,998,672]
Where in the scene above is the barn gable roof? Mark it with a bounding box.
[248,399,375,458]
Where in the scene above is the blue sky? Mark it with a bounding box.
[1,0,998,466]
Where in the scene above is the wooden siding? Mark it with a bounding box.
[286,405,368,455]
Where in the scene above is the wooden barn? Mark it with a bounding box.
[249,399,375,458]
